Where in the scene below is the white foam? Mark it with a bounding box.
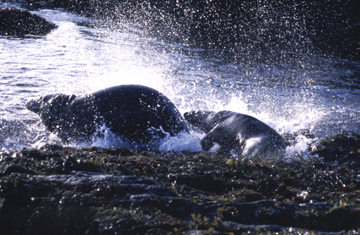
[64,123,133,149]
[159,131,204,152]
[63,124,203,153]
[286,135,312,157]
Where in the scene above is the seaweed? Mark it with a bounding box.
[0,134,359,234]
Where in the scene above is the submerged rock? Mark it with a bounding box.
[0,8,57,36]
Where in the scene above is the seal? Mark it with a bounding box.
[184,110,286,157]
[27,85,189,147]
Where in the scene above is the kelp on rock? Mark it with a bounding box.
[0,134,359,234]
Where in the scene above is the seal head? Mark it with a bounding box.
[185,110,286,158]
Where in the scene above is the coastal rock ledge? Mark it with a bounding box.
[0,8,56,36]
[0,134,359,234]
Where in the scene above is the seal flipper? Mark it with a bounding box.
[234,139,247,156]
[200,123,221,151]
[200,134,215,151]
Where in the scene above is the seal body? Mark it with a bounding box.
[27,85,188,146]
[184,110,286,157]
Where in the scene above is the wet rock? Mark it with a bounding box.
[172,173,227,194]
[0,8,56,36]
[0,145,359,234]
[1,164,37,176]
[314,133,359,166]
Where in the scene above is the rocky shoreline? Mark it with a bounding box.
[0,133,358,234]
[0,7,57,36]
[13,0,359,60]
[2,0,358,59]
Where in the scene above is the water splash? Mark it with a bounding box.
[0,4,358,157]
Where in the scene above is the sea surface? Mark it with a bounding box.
[1,2,359,156]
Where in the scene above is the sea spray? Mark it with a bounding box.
[159,131,204,153]
[0,4,358,156]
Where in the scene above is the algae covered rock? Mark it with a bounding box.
[0,145,359,234]
[314,133,359,166]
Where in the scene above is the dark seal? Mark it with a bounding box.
[184,110,286,157]
[27,85,189,147]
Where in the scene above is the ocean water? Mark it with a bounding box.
[1,3,359,156]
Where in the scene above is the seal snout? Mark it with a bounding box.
[183,111,192,120]
[184,111,199,126]
[184,110,201,122]
[26,97,42,114]
[184,111,215,133]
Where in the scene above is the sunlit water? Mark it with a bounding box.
[1,4,359,157]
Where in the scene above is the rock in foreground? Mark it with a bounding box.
[0,8,56,36]
[0,134,359,234]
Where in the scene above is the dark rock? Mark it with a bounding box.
[173,173,227,194]
[0,7,57,36]
[2,164,37,176]
[40,144,64,152]
[37,0,359,59]
[0,146,359,234]
[313,133,359,166]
